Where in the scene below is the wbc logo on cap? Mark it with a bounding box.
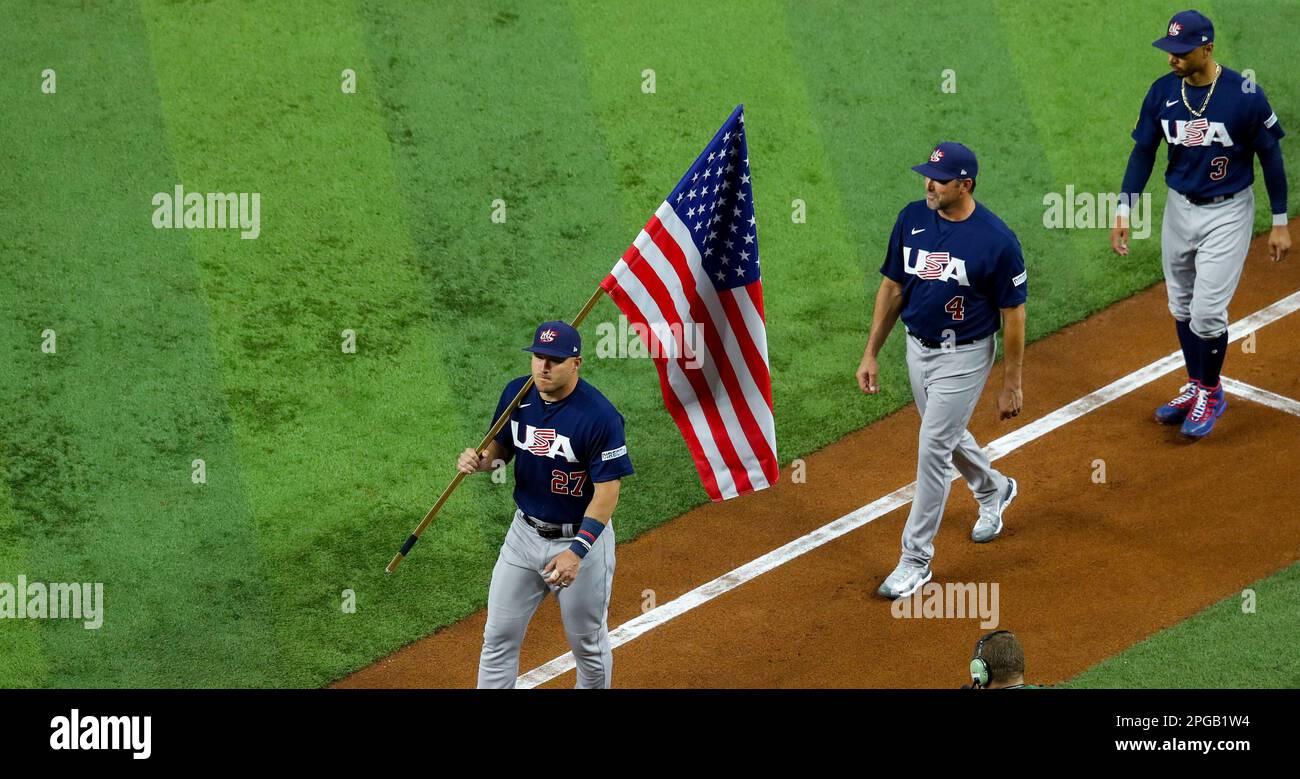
[1169,21,1183,36]
[539,329,557,343]
[930,149,944,163]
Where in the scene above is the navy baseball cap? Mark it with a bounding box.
[911,141,978,182]
[1153,10,1213,55]
[523,320,581,359]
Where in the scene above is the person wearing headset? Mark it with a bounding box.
[966,629,1038,689]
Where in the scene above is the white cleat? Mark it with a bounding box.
[876,560,932,600]
[972,477,1017,543]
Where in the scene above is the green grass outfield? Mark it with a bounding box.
[1,0,1297,687]
[1065,560,1300,688]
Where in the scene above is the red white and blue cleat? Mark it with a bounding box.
[1154,379,1201,425]
[1180,382,1227,439]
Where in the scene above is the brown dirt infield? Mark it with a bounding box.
[337,230,1300,688]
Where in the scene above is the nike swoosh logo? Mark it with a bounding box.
[911,228,925,235]
[518,403,531,408]
[1166,99,1179,107]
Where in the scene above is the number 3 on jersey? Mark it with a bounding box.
[1209,156,1228,181]
[551,470,587,496]
[945,295,966,321]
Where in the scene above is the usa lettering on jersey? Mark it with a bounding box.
[1161,118,1234,147]
[511,421,578,463]
[903,247,970,286]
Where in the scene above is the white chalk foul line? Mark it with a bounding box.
[516,289,1300,688]
[1221,376,1300,418]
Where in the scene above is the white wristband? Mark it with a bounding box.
[1115,201,1131,219]
[1274,213,1289,227]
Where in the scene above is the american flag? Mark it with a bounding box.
[600,105,778,501]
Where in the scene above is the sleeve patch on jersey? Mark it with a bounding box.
[1013,271,1028,286]
[601,445,628,461]
[1265,112,1278,129]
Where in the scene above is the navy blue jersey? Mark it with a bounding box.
[1133,67,1285,199]
[490,376,634,522]
[880,200,1028,342]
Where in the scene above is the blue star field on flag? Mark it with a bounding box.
[666,105,759,292]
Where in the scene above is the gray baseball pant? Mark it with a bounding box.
[1161,186,1256,338]
[900,333,1009,567]
[477,510,616,689]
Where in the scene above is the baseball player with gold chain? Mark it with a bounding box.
[1111,10,1290,439]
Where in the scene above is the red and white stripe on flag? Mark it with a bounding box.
[600,202,778,501]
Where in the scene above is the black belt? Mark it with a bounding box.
[1182,190,1237,207]
[908,330,986,349]
[515,509,579,540]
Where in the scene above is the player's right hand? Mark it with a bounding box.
[1110,216,1130,256]
[1269,225,1291,263]
[856,353,880,394]
[997,386,1023,420]
[456,448,490,475]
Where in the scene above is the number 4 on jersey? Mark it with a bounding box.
[945,295,965,321]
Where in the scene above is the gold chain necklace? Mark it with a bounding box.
[1181,64,1222,117]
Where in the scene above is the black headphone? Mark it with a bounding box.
[969,630,1014,689]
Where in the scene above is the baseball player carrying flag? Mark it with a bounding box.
[385,106,776,687]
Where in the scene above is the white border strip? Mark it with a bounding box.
[516,289,1300,688]
[1221,376,1300,418]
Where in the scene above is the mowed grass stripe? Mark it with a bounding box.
[567,0,867,521]
[0,5,275,686]
[353,2,653,535]
[0,467,45,687]
[139,0,501,685]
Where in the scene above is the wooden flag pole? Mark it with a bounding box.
[385,285,609,573]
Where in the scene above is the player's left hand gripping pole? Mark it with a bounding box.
[385,287,608,573]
